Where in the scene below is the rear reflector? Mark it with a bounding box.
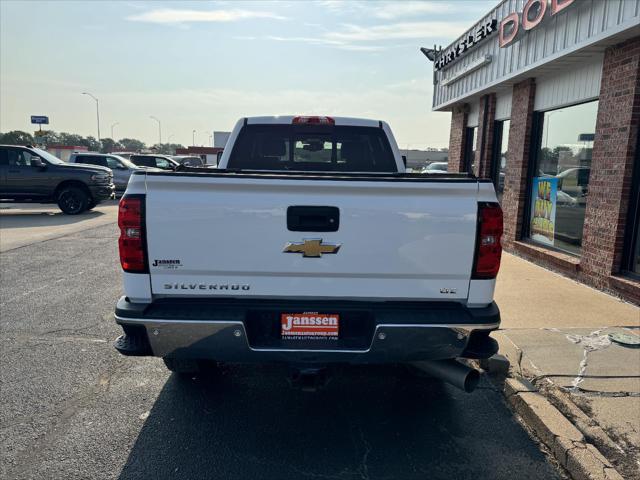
[472,202,503,279]
[118,195,147,273]
[292,116,335,126]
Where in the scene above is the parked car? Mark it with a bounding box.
[68,152,140,192]
[110,152,137,160]
[0,145,115,214]
[556,166,590,200]
[113,116,502,393]
[171,155,205,167]
[129,154,179,170]
[425,162,449,174]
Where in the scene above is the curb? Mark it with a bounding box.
[480,332,627,480]
[480,332,624,480]
[492,331,630,465]
[502,377,623,480]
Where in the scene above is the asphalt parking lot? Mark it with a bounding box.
[0,209,563,480]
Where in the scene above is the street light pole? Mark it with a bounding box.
[149,116,161,145]
[111,122,119,140]
[192,129,196,146]
[167,134,174,144]
[82,92,100,141]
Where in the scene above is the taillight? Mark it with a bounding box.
[292,116,335,126]
[472,202,503,279]
[118,195,147,273]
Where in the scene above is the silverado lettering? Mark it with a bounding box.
[163,284,250,291]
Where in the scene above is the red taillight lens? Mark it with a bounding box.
[292,116,335,126]
[472,202,503,279]
[118,195,147,273]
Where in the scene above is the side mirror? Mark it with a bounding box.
[31,156,46,168]
[116,164,127,170]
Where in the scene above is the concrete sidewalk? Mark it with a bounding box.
[493,254,640,479]
[0,201,119,252]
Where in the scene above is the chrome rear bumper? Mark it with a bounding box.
[114,296,500,363]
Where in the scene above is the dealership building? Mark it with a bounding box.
[431,0,640,304]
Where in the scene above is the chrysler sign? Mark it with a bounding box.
[435,19,497,71]
[435,0,576,70]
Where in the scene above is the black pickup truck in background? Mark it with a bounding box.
[0,145,115,214]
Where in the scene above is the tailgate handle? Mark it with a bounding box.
[287,206,339,232]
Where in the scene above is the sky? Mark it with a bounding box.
[0,0,496,148]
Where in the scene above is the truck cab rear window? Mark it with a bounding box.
[227,125,397,172]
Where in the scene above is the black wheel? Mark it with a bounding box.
[163,357,200,375]
[57,187,88,214]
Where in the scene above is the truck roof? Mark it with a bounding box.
[245,116,382,128]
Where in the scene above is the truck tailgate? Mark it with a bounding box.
[144,173,479,301]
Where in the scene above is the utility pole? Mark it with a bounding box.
[82,92,100,141]
[111,122,119,139]
[192,129,196,146]
[150,116,161,144]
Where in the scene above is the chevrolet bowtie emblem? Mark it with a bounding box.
[283,239,341,258]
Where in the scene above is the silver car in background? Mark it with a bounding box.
[424,162,449,174]
[68,152,141,193]
[171,155,205,167]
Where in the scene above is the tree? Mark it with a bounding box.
[79,136,101,152]
[119,138,146,152]
[0,130,35,145]
[100,138,121,153]
[151,143,185,155]
[58,132,86,146]
[33,130,61,144]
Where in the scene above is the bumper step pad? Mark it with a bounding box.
[114,328,152,356]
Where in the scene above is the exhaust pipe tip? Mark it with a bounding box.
[410,359,481,393]
[463,367,480,393]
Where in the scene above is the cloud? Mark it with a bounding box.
[249,18,464,52]
[324,21,467,42]
[372,2,449,19]
[126,8,287,24]
[335,44,386,52]
[265,35,386,52]
[267,35,343,47]
[317,1,452,19]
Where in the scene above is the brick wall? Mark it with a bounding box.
[501,78,536,246]
[500,40,640,305]
[580,36,640,299]
[448,105,468,173]
[475,93,497,178]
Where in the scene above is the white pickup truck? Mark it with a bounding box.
[114,116,503,392]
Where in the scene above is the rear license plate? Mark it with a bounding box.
[281,312,339,340]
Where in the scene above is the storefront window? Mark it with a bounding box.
[494,120,510,202]
[631,219,640,274]
[528,101,598,255]
[625,160,640,276]
[464,127,477,174]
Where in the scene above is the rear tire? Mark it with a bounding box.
[57,186,88,214]
[163,357,200,375]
